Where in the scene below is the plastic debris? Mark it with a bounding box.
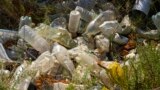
[19,25,50,53]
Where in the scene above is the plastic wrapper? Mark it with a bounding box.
[18,25,50,53]
[52,43,75,75]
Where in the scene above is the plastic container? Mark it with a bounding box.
[68,10,81,37]
[50,17,67,29]
[18,25,50,53]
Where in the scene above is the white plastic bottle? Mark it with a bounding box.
[18,25,50,53]
[68,10,81,37]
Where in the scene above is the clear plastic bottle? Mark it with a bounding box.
[75,6,94,22]
[68,10,81,37]
[0,43,12,61]
[18,25,50,53]
[52,43,75,75]
[19,16,32,29]
[84,10,116,38]
[152,12,160,30]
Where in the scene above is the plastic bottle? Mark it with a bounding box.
[52,43,75,75]
[75,6,94,22]
[99,20,122,39]
[19,16,32,29]
[0,43,12,61]
[152,12,160,30]
[84,10,116,38]
[18,25,50,53]
[68,10,81,37]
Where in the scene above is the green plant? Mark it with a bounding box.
[110,43,160,90]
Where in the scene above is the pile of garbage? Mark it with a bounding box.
[0,0,160,90]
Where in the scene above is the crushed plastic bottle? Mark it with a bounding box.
[52,43,75,75]
[50,17,67,29]
[36,24,77,48]
[95,35,110,53]
[84,10,116,38]
[75,6,94,22]
[19,16,32,29]
[99,20,122,39]
[68,10,81,37]
[29,51,59,75]
[113,33,129,45]
[19,25,50,53]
